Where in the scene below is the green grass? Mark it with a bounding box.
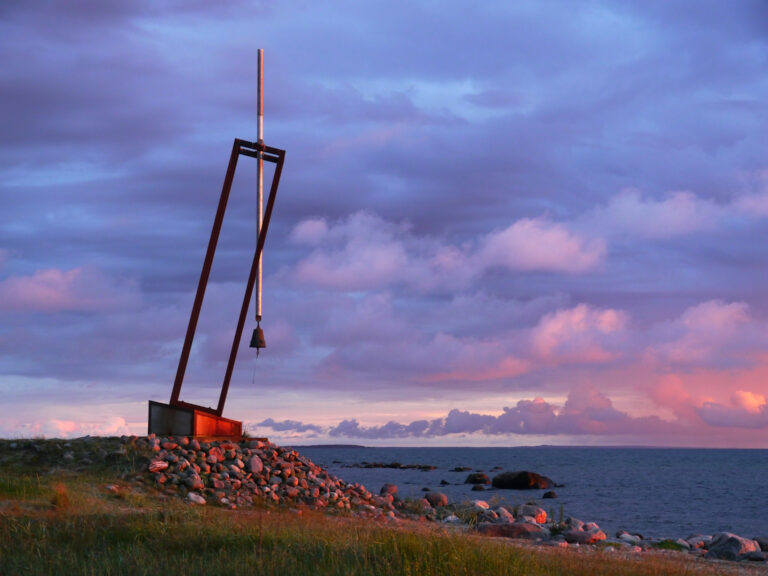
[652,539,687,551]
[1,493,739,576]
[0,472,47,500]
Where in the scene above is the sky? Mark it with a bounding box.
[2,1,768,447]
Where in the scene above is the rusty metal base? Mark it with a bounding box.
[148,401,243,437]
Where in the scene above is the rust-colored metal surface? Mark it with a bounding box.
[164,139,285,422]
[193,410,243,437]
[148,401,243,437]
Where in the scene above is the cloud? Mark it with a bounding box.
[476,218,606,273]
[3,2,768,448]
[289,218,329,244]
[588,189,723,239]
[0,266,140,312]
[697,391,768,429]
[316,386,677,439]
[257,418,323,434]
[1,416,133,439]
[647,300,753,365]
[291,212,439,292]
[328,418,434,439]
[532,304,627,364]
[290,213,604,294]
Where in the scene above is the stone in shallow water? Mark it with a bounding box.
[491,470,553,490]
[464,472,490,485]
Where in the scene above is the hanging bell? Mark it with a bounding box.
[250,323,266,349]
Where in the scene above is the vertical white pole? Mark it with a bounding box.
[256,48,264,321]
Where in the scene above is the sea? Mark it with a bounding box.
[295,446,768,540]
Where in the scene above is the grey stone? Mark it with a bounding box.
[563,528,606,545]
[476,522,549,540]
[517,505,546,524]
[187,492,206,505]
[755,536,768,552]
[705,532,760,561]
[685,534,711,549]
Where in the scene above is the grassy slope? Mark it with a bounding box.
[0,440,757,576]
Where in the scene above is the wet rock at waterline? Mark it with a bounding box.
[491,470,553,490]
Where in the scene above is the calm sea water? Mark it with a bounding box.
[296,446,768,540]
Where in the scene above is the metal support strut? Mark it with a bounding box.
[168,138,286,418]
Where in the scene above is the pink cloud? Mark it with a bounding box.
[697,391,768,429]
[426,355,530,382]
[2,416,133,439]
[647,300,751,365]
[734,192,768,217]
[290,212,603,294]
[291,212,437,291]
[589,189,722,239]
[290,217,329,244]
[477,218,605,273]
[532,303,627,364]
[0,266,140,312]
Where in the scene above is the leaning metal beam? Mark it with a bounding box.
[169,138,285,414]
[217,143,285,415]
[170,140,241,406]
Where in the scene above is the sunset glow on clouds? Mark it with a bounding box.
[2,1,768,446]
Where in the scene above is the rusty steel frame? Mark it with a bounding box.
[169,138,285,417]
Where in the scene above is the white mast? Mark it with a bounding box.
[256,48,264,321]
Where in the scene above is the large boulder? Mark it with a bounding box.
[425,491,448,507]
[491,470,553,490]
[476,522,549,540]
[705,532,760,561]
[248,455,263,474]
[517,504,547,524]
[380,483,398,496]
[563,528,606,545]
[464,472,491,485]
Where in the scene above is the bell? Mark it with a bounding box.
[250,324,266,349]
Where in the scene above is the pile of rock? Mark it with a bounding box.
[138,435,395,516]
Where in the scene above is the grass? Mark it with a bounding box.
[2,503,730,576]
[0,439,759,575]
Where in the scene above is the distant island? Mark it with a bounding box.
[287,444,366,449]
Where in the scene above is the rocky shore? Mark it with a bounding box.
[3,435,766,565]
